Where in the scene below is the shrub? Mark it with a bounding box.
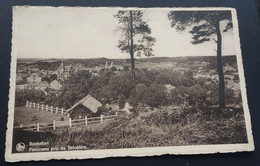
[15,89,46,106]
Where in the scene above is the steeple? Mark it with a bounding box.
[60,58,64,80]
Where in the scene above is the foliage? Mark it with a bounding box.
[13,106,247,151]
[168,11,232,44]
[111,66,117,71]
[102,72,134,101]
[118,94,126,109]
[16,77,27,85]
[114,10,156,57]
[143,82,167,108]
[41,76,51,83]
[57,71,93,108]
[15,89,46,106]
[36,61,61,70]
[170,80,239,107]
[154,69,195,87]
[90,70,115,102]
[168,11,233,108]
[123,65,129,71]
[49,74,57,82]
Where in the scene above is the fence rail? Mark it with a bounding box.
[14,113,118,132]
[26,101,66,115]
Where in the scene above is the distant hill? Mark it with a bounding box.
[17,55,238,70]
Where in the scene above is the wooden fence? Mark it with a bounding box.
[14,113,118,132]
[26,101,66,114]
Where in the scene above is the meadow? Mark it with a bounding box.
[12,105,247,152]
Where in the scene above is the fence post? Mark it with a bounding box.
[37,103,40,109]
[46,105,48,111]
[33,102,36,108]
[53,120,56,130]
[69,118,72,127]
[61,108,64,114]
[56,107,58,113]
[115,112,118,117]
[36,122,39,132]
[51,106,53,113]
[26,101,29,107]
[100,114,103,124]
[85,116,88,126]
[29,102,32,108]
[41,104,44,110]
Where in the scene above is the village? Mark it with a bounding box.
[15,57,240,93]
[14,56,241,124]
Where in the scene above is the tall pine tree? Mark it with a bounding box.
[168,11,233,108]
[114,10,156,81]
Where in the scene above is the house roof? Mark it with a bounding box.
[65,95,102,115]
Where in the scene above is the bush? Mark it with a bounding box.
[144,83,167,109]
[169,81,240,107]
[15,89,46,106]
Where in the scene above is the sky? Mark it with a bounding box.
[13,7,236,59]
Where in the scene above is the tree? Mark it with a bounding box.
[41,76,51,83]
[168,11,232,108]
[50,74,57,82]
[144,82,167,109]
[114,10,156,80]
[15,89,46,106]
[57,71,93,108]
[103,72,134,102]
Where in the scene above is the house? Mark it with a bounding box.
[64,95,103,119]
[26,73,42,83]
[50,79,62,90]
[39,81,50,90]
[71,63,84,73]
[224,63,236,72]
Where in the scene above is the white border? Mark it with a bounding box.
[5,6,254,162]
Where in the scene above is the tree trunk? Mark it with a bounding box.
[216,21,226,108]
[129,11,135,81]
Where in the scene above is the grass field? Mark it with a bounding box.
[12,106,248,152]
[14,106,68,126]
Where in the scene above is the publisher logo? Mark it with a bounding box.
[16,142,25,152]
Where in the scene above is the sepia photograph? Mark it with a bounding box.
[5,6,254,162]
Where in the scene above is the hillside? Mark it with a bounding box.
[12,106,247,151]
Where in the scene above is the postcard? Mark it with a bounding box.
[5,6,254,162]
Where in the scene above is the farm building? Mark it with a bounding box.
[65,95,102,119]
